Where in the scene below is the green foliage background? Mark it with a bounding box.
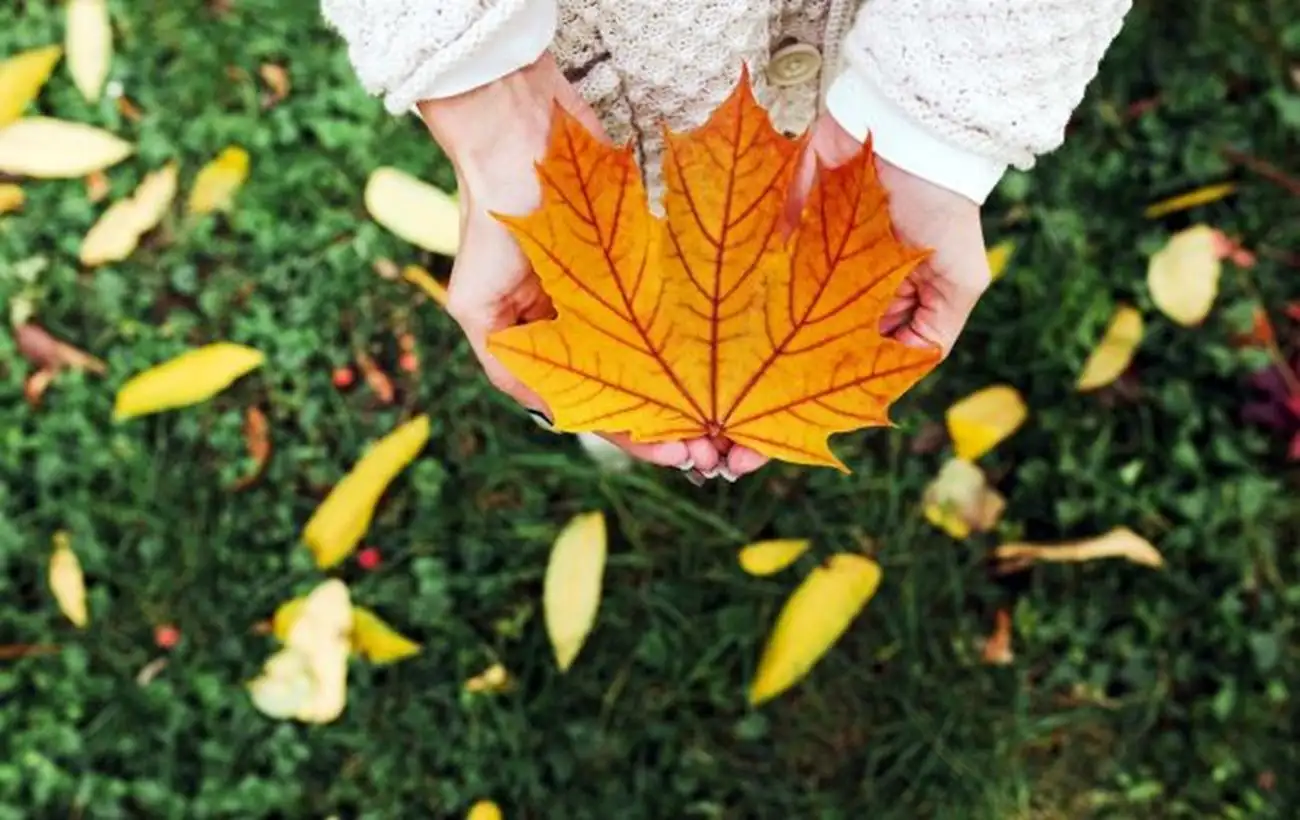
[2,1,1298,817]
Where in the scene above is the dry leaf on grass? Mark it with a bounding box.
[301,415,431,568]
[945,384,1027,461]
[66,0,113,103]
[49,531,88,627]
[187,146,249,215]
[80,162,178,266]
[113,342,265,420]
[544,511,607,672]
[0,45,62,126]
[464,663,511,694]
[466,801,503,820]
[0,644,61,660]
[0,184,24,214]
[85,170,110,203]
[922,457,1006,540]
[1076,305,1143,392]
[364,167,460,255]
[738,539,810,576]
[1147,225,1222,327]
[980,608,1014,665]
[993,527,1162,574]
[1143,183,1235,219]
[0,118,132,178]
[351,607,421,664]
[14,323,107,374]
[354,350,395,404]
[258,63,290,106]
[749,553,881,705]
[488,71,940,470]
[248,580,351,723]
[986,239,1015,281]
[231,406,271,490]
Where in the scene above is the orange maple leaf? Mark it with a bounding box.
[488,71,941,471]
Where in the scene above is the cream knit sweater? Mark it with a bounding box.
[321,0,1130,203]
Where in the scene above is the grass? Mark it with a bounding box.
[2,0,1299,817]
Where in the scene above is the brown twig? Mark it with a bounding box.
[1220,147,1300,196]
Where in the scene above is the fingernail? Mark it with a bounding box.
[699,466,720,480]
[683,469,707,487]
[718,465,738,483]
[525,408,555,431]
[676,458,695,472]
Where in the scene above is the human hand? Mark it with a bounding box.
[724,112,992,479]
[418,55,721,473]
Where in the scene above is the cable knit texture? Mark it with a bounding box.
[322,0,1131,193]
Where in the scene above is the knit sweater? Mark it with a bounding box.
[321,0,1130,204]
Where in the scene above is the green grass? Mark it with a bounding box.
[3,1,1299,817]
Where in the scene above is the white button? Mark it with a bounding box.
[767,43,822,87]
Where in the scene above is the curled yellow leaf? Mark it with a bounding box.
[464,662,510,694]
[302,415,431,568]
[0,184,23,215]
[1143,183,1235,219]
[994,527,1162,573]
[113,342,265,420]
[0,117,132,178]
[945,384,1027,461]
[921,457,1005,540]
[80,162,178,266]
[365,167,460,256]
[737,539,810,576]
[749,553,881,705]
[49,531,88,627]
[466,801,503,820]
[1147,225,1221,327]
[66,0,113,103]
[248,580,352,724]
[351,606,421,664]
[0,45,62,126]
[187,146,249,215]
[544,511,607,672]
[1076,305,1143,392]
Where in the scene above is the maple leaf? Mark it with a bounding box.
[488,70,940,470]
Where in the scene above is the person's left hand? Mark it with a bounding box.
[723,112,993,479]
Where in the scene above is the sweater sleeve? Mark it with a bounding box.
[826,0,1131,204]
[321,0,557,114]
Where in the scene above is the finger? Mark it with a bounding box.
[898,275,985,356]
[598,432,692,468]
[687,438,722,473]
[726,446,770,478]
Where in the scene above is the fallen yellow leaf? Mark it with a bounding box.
[986,239,1015,281]
[351,606,421,664]
[113,342,265,420]
[0,184,24,215]
[249,580,352,723]
[1143,183,1235,219]
[980,608,1014,665]
[66,0,113,103]
[402,264,449,306]
[994,527,1162,573]
[464,662,510,694]
[1147,225,1221,327]
[301,415,431,568]
[187,146,249,215]
[0,45,62,126]
[364,167,460,255]
[0,117,132,178]
[1076,305,1143,392]
[945,384,1028,461]
[921,457,1006,540]
[544,511,607,672]
[466,800,503,820]
[271,596,305,642]
[80,162,178,266]
[49,531,88,627]
[737,539,810,576]
[749,553,881,705]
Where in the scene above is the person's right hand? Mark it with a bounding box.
[417,54,720,474]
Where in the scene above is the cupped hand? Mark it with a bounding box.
[725,112,993,479]
[418,55,720,472]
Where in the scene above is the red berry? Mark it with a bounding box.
[398,352,419,373]
[332,367,355,388]
[357,547,381,570]
[154,624,181,649]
